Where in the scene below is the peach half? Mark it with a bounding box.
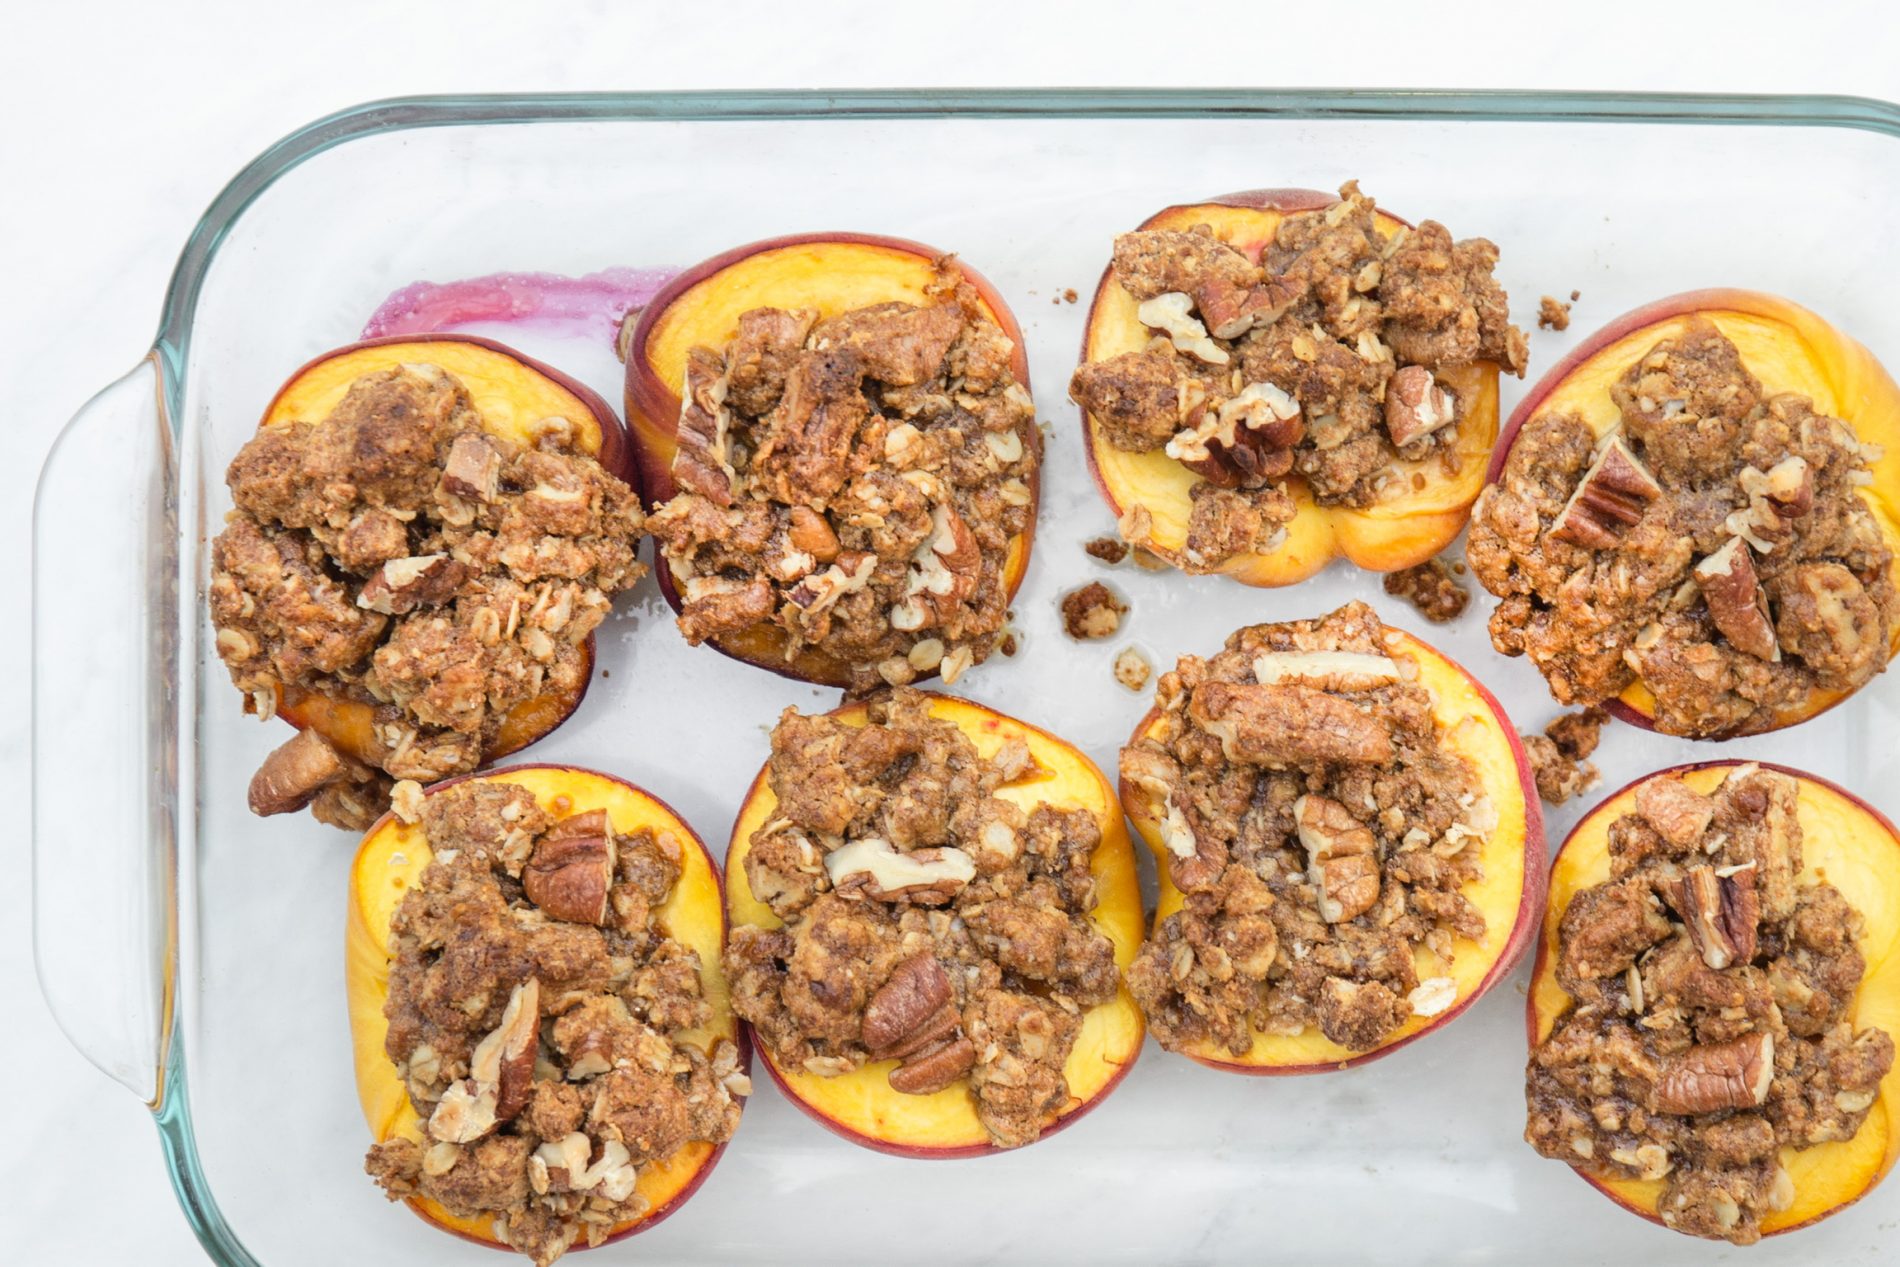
[622,234,1039,687]
[1121,626,1545,1072]
[346,764,742,1249]
[1487,289,1900,736]
[724,694,1144,1155]
[261,335,633,764]
[1528,762,1900,1235]
[1077,190,1503,585]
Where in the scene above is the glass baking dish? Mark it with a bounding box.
[33,89,1900,1265]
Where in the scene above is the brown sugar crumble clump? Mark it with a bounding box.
[647,262,1039,694]
[208,366,646,829]
[1120,602,1496,1055]
[1113,646,1152,692]
[1469,318,1897,737]
[1060,582,1128,640]
[1382,557,1470,622]
[1084,535,1130,565]
[1539,295,1573,331]
[1523,706,1607,806]
[364,783,744,1265]
[1527,765,1894,1245]
[1070,181,1527,572]
[721,689,1120,1149]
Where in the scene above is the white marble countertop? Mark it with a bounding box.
[6,2,1899,1260]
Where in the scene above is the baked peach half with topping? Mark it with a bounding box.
[1527,762,1899,1243]
[722,689,1143,1155]
[1072,182,1527,585]
[210,335,645,829]
[1119,601,1543,1072]
[623,235,1039,693]
[1470,291,1900,738]
[350,765,745,1263]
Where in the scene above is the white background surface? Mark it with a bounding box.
[6,2,1900,1262]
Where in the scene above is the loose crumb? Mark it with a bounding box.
[1569,288,1580,302]
[1000,631,1020,657]
[1060,582,1127,640]
[1062,288,1078,304]
[1521,706,1608,805]
[1084,536,1129,565]
[1538,295,1572,331]
[1112,646,1151,692]
[1381,558,1469,623]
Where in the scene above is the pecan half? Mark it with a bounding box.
[1294,795,1381,923]
[247,727,355,816]
[887,1036,977,1095]
[1654,1032,1775,1115]
[1695,537,1779,661]
[523,810,616,924]
[1194,275,1300,340]
[1384,365,1457,447]
[1549,435,1663,549]
[441,432,503,502]
[357,553,469,615]
[862,954,955,1054]
[1679,863,1760,970]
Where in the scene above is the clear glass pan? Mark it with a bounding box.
[33,90,1900,1264]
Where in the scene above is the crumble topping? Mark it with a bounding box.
[1469,318,1896,737]
[1113,646,1152,692]
[1084,535,1130,565]
[721,689,1119,1149]
[1527,765,1893,1245]
[1382,556,1470,623]
[1070,181,1527,573]
[209,365,646,828]
[1060,581,1127,640]
[1523,707,1608,806]
[1120,602,1494,1054]
[364,782,742,1265]
[646,264,1039,694]
[1539,296,1573,331]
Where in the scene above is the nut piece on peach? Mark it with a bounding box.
[723,695,1145,1156]
[1119,625,1545,1073]
[1527,762,1900,1238]
[256,335,636,789]
[346,764,744,1249]
[621,234,1039,688]
[1475,290,1900,737]
[1074,189,1512,587]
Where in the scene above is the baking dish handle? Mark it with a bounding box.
[33,353,176,1106]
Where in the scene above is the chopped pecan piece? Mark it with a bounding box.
[1194,275,1299,340]
[1694,538,1779,662]
[468,978,541,1122]
[886,1036,977,1094]
[522,810,616,924]
[893,504,982,632]
[1549,434,1663,548]
[1654,1032,1775,1115]
[1165,381,1303,488]
[1384,365,1457,447]
[672,346,738,505]
[1137,292,1228,365]
[1188,681,1394,768]
[441,432,503,502]
[356,553,469,615]
[823,838,975,904]
[786,505,841,563]
[1294,795,1381,923]
[1678,863,1760,970]
[1634,776,1716,848]
[1252,650,1401,691]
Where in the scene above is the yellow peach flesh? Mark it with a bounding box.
[1080,202,1504,585]
[1529,764,1900,1235]
[346,766,736,1246]
[724,695,1145,1153]
[1123,628,1539,1069]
